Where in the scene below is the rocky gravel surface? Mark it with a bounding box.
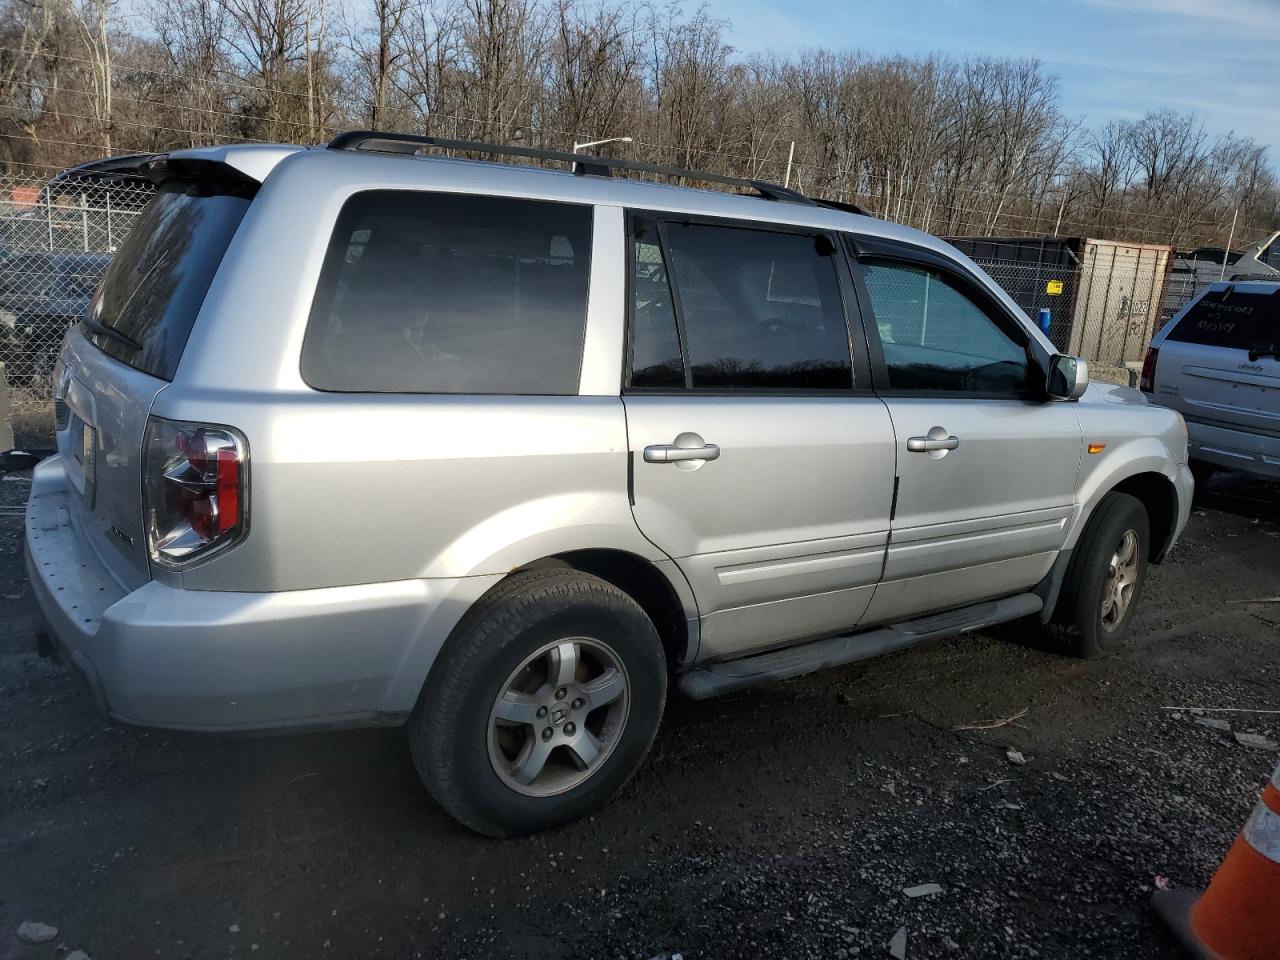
[1,466,1278,960]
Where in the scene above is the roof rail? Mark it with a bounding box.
[810,196,869,217]
[327,130,817,206]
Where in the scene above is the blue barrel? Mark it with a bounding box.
[1038,308,1052,335]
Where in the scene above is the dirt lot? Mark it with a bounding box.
[1,465,1278,960]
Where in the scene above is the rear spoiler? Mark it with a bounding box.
[141,155,260,188]
[50,145,305,189]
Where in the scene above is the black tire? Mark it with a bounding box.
[408,568,667,837]
[1044,492,1150,659]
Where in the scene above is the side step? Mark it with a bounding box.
[677,593,1043,700]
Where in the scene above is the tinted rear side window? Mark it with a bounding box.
[657,222,851,389]
[302,191,593,395]
[88,180,254,380]
[1166,288,1280,351]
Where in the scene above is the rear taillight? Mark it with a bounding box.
[143,417,248,567]
[1139,347,1159,393]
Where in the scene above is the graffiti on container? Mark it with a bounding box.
[1117,295,1152,336]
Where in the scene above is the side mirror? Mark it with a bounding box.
[1046,354,1089,401]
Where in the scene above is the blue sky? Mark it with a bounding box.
[700,0,1279,149]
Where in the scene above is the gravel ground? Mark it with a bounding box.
[1,465,1278,960]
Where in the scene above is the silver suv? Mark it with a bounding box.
[26,134,1193,836]
[1143,280,1279,483]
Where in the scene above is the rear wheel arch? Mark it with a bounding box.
[517,549,696,671]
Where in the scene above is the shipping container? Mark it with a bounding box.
[945,235,1173,366]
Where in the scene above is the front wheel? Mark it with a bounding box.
[1044,492,1150,658]
[408,568,667,837]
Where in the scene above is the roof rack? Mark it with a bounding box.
[811,196,869,217]
[327,130,818,206]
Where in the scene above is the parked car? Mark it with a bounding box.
[26,135,1193,836]
[1143,280,1280,483]
[0,251,110,383]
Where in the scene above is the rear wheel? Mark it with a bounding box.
[408,568,667,837]
[1044,492,1149,658]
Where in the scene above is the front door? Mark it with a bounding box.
[622,214,897,661]
[850,246,1083,624]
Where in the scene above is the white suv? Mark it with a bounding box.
[1143,281,1279,482]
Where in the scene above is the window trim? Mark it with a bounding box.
[847,235,1047,402]
[622,209,868,396]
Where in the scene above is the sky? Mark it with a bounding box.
[699,0,1280,150]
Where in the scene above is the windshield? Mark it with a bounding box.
[86,179,254,380]
[1166,287,1280,353]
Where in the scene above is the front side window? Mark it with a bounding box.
[629,220,852,390]
[302,191,593,394]
[860,259,1029,395]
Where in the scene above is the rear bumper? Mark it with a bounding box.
[1186,419,1280,480]
[26,455,498,731]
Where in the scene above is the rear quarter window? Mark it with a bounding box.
[88,180,254,380]
[301,191,593,395]
[1166,288,1280,351]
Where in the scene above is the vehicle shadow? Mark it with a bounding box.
[1195,470,1280,522]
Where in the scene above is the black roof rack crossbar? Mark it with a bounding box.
[327,130,816,206]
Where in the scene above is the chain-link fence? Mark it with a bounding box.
[971,251,1213,374]
[1,174,154,419]
[0,168,1221,438]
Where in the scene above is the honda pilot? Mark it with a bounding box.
[26,133,1193,836]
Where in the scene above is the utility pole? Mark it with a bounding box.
[1220,207,1239,282]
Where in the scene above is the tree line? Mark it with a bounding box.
[1,0,1276,249]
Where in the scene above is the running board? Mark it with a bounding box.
[677,593,1043,700]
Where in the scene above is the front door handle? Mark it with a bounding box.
[644,431,721,464]
[907,426,960,457]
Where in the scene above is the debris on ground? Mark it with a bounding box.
[16,921,59,944]
[1192,716,1232,732]
[1233,732,1279,751]
[1165,706,1280,715]
[953,707,1028,731]
[902,883,942,898]
[1154,876,1171,891]
[1005,748,1028,765]
[887,927,908,959]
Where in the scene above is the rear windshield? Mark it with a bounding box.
[1165,288,1280,352]
[85,180,253,380]
[301,190,593,395]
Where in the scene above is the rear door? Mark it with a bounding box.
[54,175,255,588]
[849,239,1082,625]
[1153,285,1280,446]
[622,214,896,662]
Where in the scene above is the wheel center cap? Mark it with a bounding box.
[550,705,570,727]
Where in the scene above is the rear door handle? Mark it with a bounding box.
[907,426,960,455]
[643,432,721,464]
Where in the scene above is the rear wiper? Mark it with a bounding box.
[81,316,141,352]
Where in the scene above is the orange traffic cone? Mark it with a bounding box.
[1153,762,1280,960]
